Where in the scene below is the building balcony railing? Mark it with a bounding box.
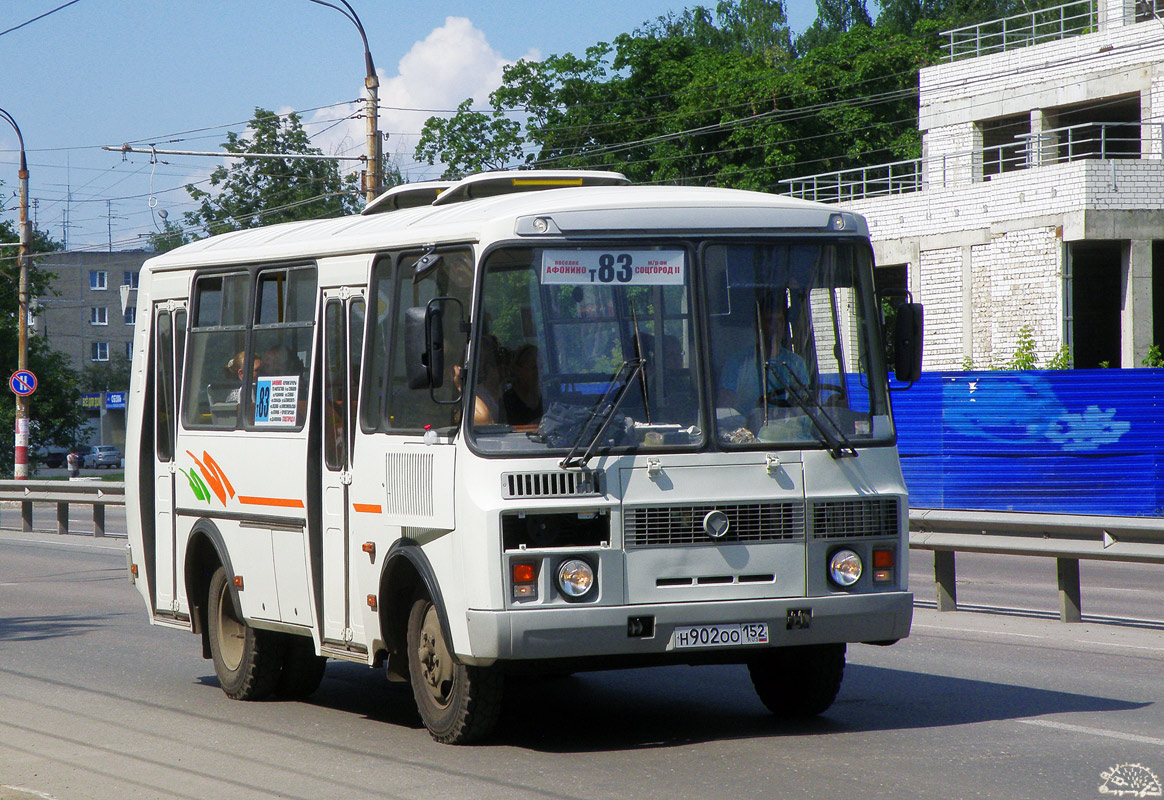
[780,121,1163,203]
[940,0,1096,62]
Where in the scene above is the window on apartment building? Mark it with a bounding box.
[90,307,108,325]
[125,341,134,360]
[123,270,139,288]
[124,306,136,325]
[89,270,108,290]
[980,114,1029,178]
[91,342,109,362]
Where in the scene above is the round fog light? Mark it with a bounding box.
[557,559,595,598]
[829,549,863,587]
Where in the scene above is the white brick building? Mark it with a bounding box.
[785,0,1164,369]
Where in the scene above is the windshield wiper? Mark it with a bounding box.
[560,358,646,470]
[765,365,857,459]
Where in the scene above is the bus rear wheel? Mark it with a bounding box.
[747,643,846,718]
[207,566,282,700]
[406,596,502,745]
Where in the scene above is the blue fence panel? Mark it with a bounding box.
[892,370,1164,517]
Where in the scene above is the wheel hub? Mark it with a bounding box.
[416,605,453,707]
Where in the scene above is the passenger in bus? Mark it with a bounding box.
[716,293,808,419]
[259,344,304,377]
[502,343,543,426]
[221,350,259,405]
[473,337,505,426]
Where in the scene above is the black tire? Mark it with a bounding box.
[207,566,283,700]
[406,596,503,745]
[277,634,327,698]
[747,643,846,718]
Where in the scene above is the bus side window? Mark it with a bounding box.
[182,273,250,429]
[365,249,471,433]
[250,266,316,430]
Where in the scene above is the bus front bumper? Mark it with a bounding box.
[463,591,913,664]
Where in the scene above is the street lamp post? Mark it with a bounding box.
[1,107,31,479]
[307,0,382,204]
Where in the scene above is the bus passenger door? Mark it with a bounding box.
[153,303,186,616]
[320,289,366,647]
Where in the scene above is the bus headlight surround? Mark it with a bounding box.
[828,549,863,588]
[556,558,596,600]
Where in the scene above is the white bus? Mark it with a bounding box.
[125,170,923,744]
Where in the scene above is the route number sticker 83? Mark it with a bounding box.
[541,250,685,286]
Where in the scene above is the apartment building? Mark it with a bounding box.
[785,0,1164,369]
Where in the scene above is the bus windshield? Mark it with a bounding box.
[469,240,890,455]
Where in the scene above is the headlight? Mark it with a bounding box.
[828,549,863,587]
[557,559,595,598]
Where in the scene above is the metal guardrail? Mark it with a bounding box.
[2,483,1158,623]
[940,0,1096,62]
[0,479,125,538]
[910,508,1164,623]
[781,122,1164,203]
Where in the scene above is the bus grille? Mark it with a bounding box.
[502,471,601,499]
[809,498,899,540]
[624,503,805,548]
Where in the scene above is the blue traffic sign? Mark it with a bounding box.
[9,370,37,396]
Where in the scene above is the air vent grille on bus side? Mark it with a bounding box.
[624,503,805,548]
[501,471,601,499]
[808,497,899,540]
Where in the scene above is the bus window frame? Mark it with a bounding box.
[179,261,317,435]
[360,246,474,437]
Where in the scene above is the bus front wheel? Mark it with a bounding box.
[207,566,282,701]
[406,596,503,744]
[747,643,846,718]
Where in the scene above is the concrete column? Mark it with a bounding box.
[1122,240,1154,367]
[1099,0,1131,30]
[1030,109,1059,167]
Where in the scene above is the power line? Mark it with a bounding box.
[0,0,83,38]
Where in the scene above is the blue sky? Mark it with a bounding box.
[1,1,819,251]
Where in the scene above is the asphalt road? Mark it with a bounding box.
[1,530,1162,800]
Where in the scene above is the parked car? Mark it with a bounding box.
[82,445,121,469]
[32,446,68,468]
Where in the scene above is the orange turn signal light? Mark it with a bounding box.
[367,594,377,610]
[512,563,536,584]
[872,549,895,569]
[233,575,244,589]
[362,542,376,556]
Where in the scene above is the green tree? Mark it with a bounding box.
[82,351,132,392]
[185,108,360,237]
[796,0,873,51]
[415,0,929,190]
[147,218,192,254]
[414,98,525,179]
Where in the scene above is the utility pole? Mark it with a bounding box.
[305,1,381,203]
[1,107,31,479]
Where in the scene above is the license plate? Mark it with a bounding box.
[671,622,769,649]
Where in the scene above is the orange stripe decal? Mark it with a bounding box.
[237,495,305,509]
[353,503,383,514]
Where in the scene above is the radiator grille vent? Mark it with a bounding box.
[502,470,601,499]
[809,498,899,540]
[386,452,433,517]
[625,503,805,548]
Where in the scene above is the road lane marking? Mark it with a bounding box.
[912,623,1045,639]
[1077,640,1164,653]
[1019,719,1164,747]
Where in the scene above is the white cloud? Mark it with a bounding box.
[307,17,539,182]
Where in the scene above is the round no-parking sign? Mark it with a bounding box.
[9,369,37,396]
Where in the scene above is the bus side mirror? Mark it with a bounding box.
[404,304,445,389]
[893,302,924,384]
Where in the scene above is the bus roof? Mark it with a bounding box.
[143,173,866,273]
